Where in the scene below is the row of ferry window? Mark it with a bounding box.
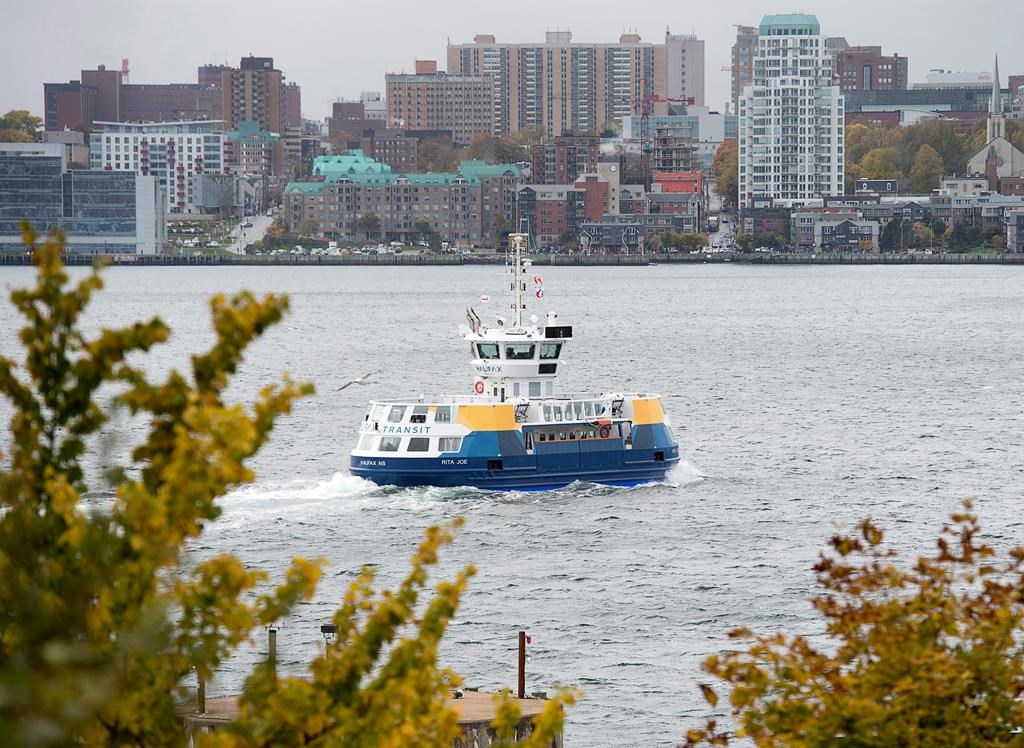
[368,404,453,425]
[530,423,628,443]
[359,435,464,453]
[475,342,562,360]
[543,400,608,421]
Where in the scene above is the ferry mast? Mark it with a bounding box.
[508,231,528,330]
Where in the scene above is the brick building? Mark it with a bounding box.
[530,134,599,185]
[283,151,522,245]
[386,61,494,147]
[831,45,908,92]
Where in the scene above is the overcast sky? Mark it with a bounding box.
[2,0,1021,120]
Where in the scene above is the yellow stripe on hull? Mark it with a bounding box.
[457,404,519,431]
[631,398,665,425]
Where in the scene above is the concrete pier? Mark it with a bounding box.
[179,691,559,747]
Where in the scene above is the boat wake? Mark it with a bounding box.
[223,471,381,507]
[666,459,706,487]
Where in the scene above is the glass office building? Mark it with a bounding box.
[0,152,164,254]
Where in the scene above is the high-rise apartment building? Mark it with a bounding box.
[665,32,705,107]
[447,31,684,136]
[738,14,844,210]
[220,56,285,133]
[89,120,226,213]
[731,25,758,114]
[832,45,908,92]
[284,82,302,128]
[386,60,494,147]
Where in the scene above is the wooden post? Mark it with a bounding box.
[268,627,278,678]
[197,672,206,715]
[518,630,526,699]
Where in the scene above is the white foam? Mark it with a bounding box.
[223,471,379,508]
[666,460,706,487]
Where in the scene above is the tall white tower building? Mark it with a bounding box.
[738,14,844,210]
[665,32,706,107]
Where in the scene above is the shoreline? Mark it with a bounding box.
[1,252,1022,267]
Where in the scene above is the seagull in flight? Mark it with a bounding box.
[336,371,380,391]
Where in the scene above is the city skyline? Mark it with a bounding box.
[2,0,1021,123]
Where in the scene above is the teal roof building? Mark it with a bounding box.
[289,151,523,194]
[759,14,821,35]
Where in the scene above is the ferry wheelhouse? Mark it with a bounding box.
[349,234,680,490]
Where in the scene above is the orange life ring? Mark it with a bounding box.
[473,380,485,395]
[599,424,611,438]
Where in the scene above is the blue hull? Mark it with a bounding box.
[349,449,680,491]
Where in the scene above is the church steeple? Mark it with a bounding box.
[988,53,1004,142]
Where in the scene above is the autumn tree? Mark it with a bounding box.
[0,109,43,142]
[0,225,319,745]
[911,220,934,248]
[467,133,529,164]
[685,501,1024,747]
[712,139,738,211]
[297,216,319,238]
[0,227,576,746]
[909,143,945,193]
[859,146,902,181]
[417,138,463,172]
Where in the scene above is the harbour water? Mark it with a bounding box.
[2,263,1023,746]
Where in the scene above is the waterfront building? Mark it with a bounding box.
[738,14,845,210]
[516,185,588,249]
[1006,206,1024,252]
[385,61,494,147]
[813,218,879,250]
[283,151,523,245]
[0,147,165,254]
[89,120,226,213]
[578,213,696,253]
[447,31,691,136]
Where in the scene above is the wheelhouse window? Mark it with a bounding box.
[438,436,462,452]
[407,437,430,452]
[477,343,500,359]
[379,437,401,451]
[540,343,561,360]
[528,381,542,397]
[506,343,535,360]
[387,406,406,423]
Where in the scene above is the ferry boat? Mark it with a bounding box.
[349,233,680,490]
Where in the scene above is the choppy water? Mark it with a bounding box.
[2,264,1023,746]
